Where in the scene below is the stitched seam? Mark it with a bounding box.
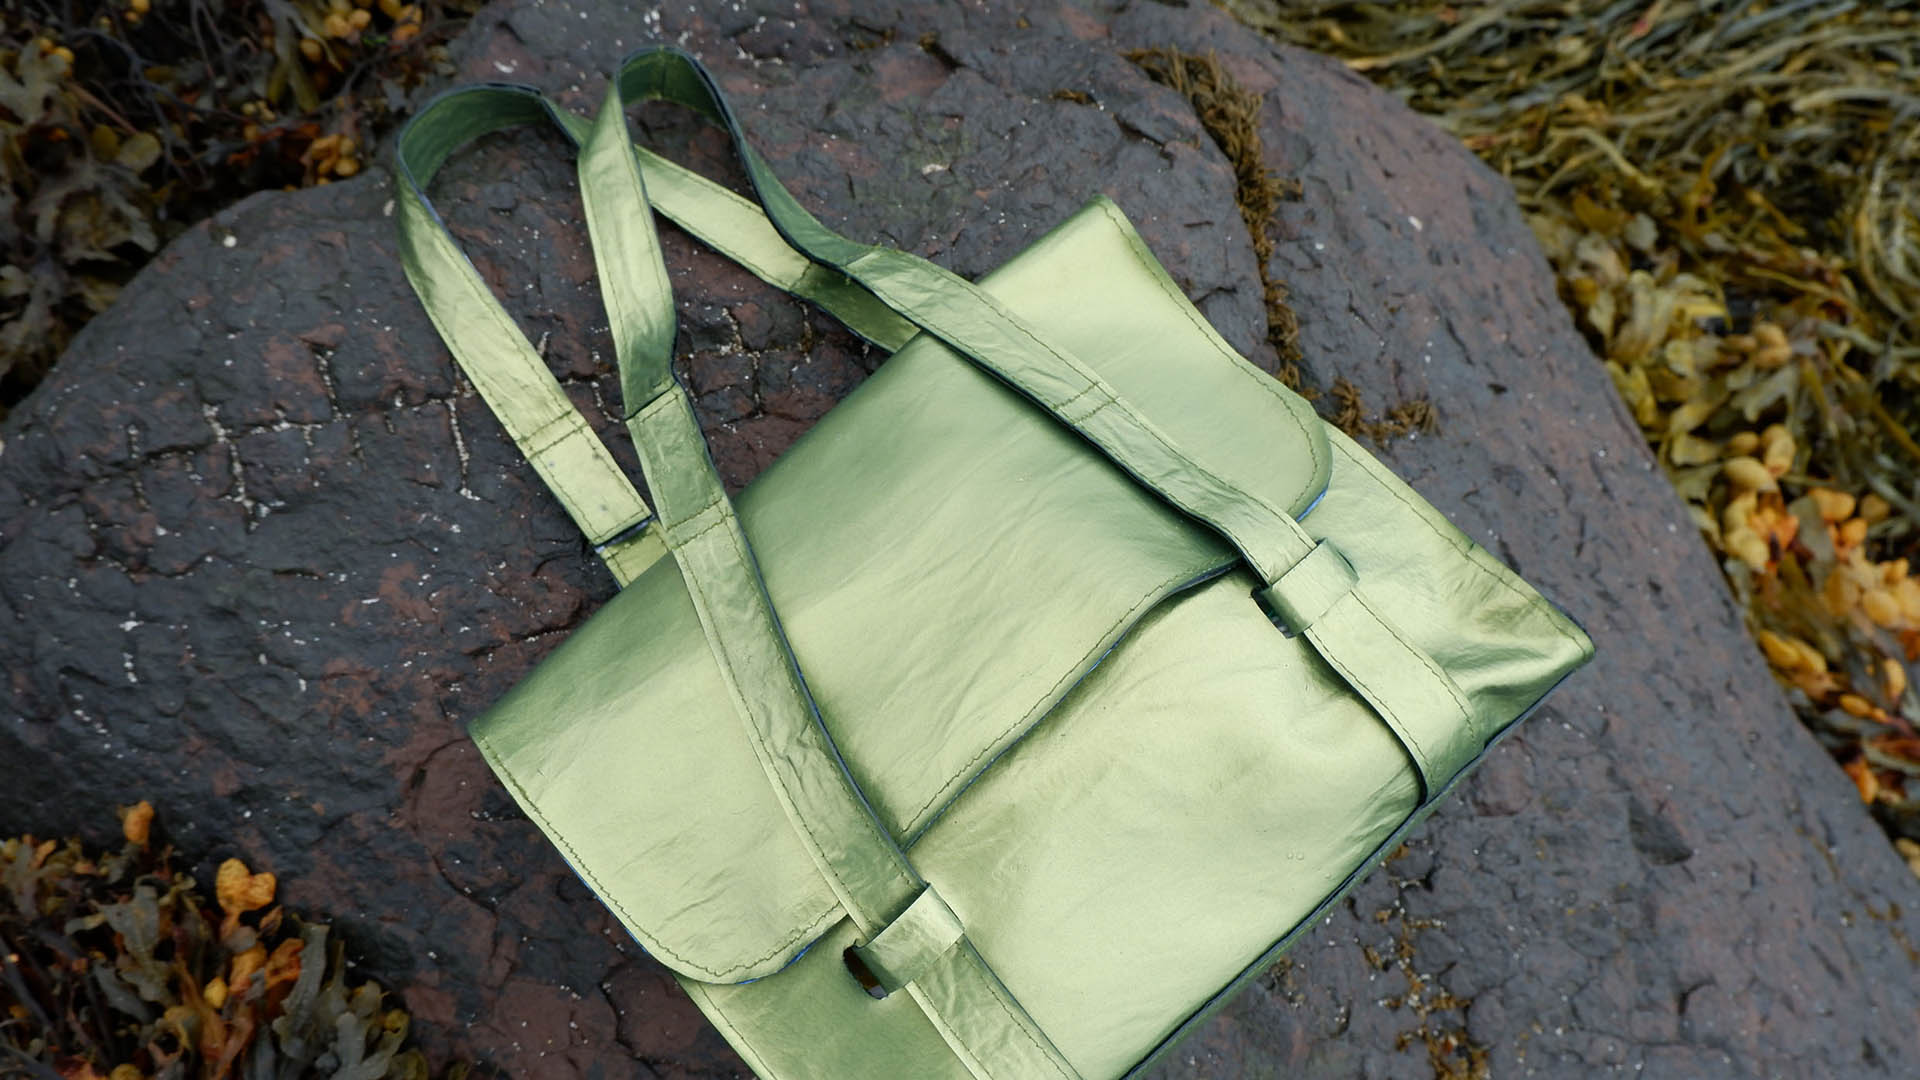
[522,410,589,456]
[1070,397,1113,425]
[1309,623,1431,772]
[1355,589,1479,741]
[1094,198,1325,514]
[1327,438,1585,653]
[671,512,918,926]
[916,958,1076,1080]
[664,497,727,542]
[902,559,1219,832]
[472,727,838,979]
[858,256,1308,579]
[1049,381,1101,414]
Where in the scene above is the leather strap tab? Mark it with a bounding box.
[1257,540,1357,635]
[853,884,966,995]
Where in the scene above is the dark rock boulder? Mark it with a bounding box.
[3,1,1915,1077]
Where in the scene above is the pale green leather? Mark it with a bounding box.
[394,46,1593,1080]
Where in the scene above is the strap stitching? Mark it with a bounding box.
[858,258,1308,581]
[1092,197,1327,515]
[1354,589,1479,741]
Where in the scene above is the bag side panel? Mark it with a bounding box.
[469,557,839,983]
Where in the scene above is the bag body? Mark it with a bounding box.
[395,48,1592,1080]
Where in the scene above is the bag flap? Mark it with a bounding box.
[469,197,1330,983]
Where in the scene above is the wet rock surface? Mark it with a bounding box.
[3,1,1915,1077]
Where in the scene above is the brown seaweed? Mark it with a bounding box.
[1227,0,1920,846]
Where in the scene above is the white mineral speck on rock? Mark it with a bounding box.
[222,235,237,248]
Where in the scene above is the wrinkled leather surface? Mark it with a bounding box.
[470,202,1590,1077]
[401,49,1593,1080]
[472,200,1295,981]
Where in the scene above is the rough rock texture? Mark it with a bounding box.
[3,1,1916,1077]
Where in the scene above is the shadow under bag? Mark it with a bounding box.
[393,46,1593,1080]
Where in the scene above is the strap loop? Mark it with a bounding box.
[850,884,967,996]
[1257,540,1357,636]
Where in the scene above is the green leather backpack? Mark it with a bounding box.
[394,47,1592,1080]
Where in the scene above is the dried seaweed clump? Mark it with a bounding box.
[1126,46,1307,370]
[0,0,476,418]
[1,803,473,1080]
[1228,0,1920,853]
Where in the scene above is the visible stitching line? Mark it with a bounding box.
[1093,198,1326,514]
[901,559,1218,832]
[1327,437,1585,653]
[669,511,918,931]
[1308,619,1432,776]
[664,496,727,542]
[965,950,1077,1079]
[522,410,589,457]
[1066,396,1113,426]
[1048,381,1101,413]
[1354,589,1479,740]
[858,252,1309,579]
[472,727,838,979]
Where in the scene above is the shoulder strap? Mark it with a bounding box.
[614,49,1326,586]
[393,85,666,585]
[574,63,1084,1080]
[602,49,1482,798]
[398,47,1479,815]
